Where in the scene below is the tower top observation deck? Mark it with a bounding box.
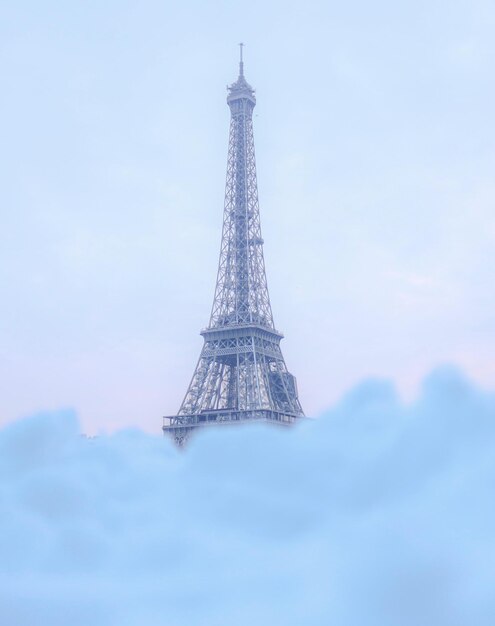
[227,42,256,106]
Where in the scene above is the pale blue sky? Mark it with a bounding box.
[1,0,494,432]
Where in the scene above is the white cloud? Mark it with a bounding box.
[0,367,494,625]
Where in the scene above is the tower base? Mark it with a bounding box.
[163,409,301,446]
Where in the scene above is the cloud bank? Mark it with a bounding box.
[1,366,494,625]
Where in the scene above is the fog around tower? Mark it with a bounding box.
[1,366,494,625]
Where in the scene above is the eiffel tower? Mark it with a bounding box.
[163,46,304,445]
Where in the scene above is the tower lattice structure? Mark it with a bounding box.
[163,48,304,444]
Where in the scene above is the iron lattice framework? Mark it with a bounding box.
[163,49,304,444]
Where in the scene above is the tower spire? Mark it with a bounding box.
[163,56,304,446]
[239,42,244,77]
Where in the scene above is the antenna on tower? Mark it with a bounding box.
[239,42,244,77]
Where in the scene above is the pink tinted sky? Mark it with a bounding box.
[1,0,494,433]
